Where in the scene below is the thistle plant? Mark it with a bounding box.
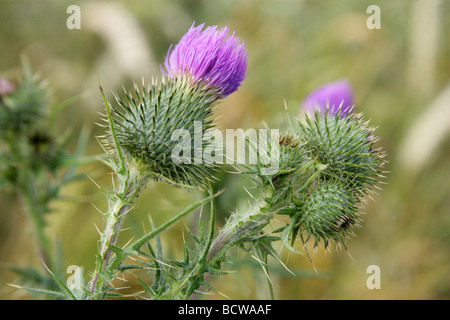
[0,64,92,295]
[85,22,248,300]
[151,79,385,299]
[6,23,385,301]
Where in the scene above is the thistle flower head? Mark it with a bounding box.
[0,69,48,136]
[162,22,247,97]
[302,80,354,117]
[0,78,15,97]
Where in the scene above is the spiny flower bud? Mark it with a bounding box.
[0,69,48,136]
[302,80,354,118]
[108,78,217,188]
[162,22,247,98]
[299,111,383,195]
[295,180,360,249]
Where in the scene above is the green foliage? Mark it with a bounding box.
[0,65,95,297]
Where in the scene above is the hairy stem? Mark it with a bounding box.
[206,199,272,265]
[87,165,147,300]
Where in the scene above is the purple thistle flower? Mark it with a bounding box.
[0,78,15,97]
[302,80,354,118]
[162,22,247,97]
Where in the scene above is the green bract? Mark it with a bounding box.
[299,111,382,195]
[106,77,219,189]
[292,180,360,248]
[0,67,49,136]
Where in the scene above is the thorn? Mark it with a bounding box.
[41,260,53,275]
[122,237,134,249]
[112,286,131,291]
[115,276,128,283]
[347,250,355,262]
[111,172,116,190]
[300,234,318,275]
[86,174,102,190]
[7,283,22,289]
[94,223,101,236]
[90,202,103,215]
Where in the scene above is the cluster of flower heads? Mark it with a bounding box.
[266,78,384,249]
[109,21,383,249]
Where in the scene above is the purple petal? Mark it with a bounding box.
[302,80,354,118]
[0,78,15,96]
[162,22,248,97]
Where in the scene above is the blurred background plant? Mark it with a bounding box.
[0,0,448,299]
[0,61,96,297]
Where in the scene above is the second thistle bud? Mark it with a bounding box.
[302,79,354,118]
[299,111,382,194]
[293,180,360,248]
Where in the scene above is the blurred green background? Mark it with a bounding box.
[0,0,449,300]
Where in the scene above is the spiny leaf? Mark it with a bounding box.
[43,263,77,300]
[8,283,65,299]
[136,277,156,297]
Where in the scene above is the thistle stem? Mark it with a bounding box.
[160,198,276,300]
[130,189,223,251]
[206,199,272,265]
[87,165,147,300]
[20,190,53,271]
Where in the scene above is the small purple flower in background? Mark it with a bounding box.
[162,22,248,97]
[302,79,354,117]
[0,78,15,97]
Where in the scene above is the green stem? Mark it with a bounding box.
[130,189,222,251]
[199,189,216,264]
[206,199,272,265]
[161,194,278,300]
[20,189,53,270]
[87,165,147,300]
